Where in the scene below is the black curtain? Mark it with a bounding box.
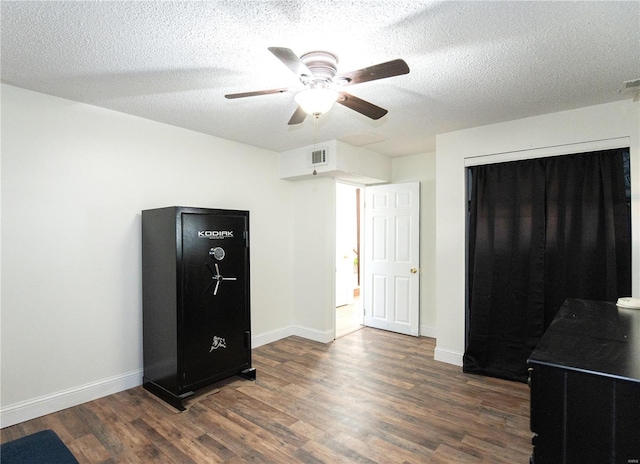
[464,149,631,382]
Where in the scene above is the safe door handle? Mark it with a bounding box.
[205,263,237,296]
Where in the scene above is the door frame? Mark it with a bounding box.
[334,181,421,339]
[334,181,365,338]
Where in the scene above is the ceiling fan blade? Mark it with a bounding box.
[225,88,290,99]
[337,92,388,120]
[336,59,409,86]
[288,106,307,125]
[268,47,313,78]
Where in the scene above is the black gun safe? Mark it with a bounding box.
[142,206,255,410]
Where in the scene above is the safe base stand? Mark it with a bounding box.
[238,367,257,381]
[142,368,257,411]
[142,379,194,412]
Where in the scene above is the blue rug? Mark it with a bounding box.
[1,429,79,463]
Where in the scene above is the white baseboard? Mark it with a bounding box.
[419,325,437,338]
[251,326,294,348]
[1,327,326,428]
[0,369,143,429]
[262,325,435,344]
[253,325,334,346]
[434,346,464,366]
[292,325,334,344]
[0,325,372,428]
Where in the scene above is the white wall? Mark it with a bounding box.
[392,152,437,337]
[285,151,438,341]
[291,177,336,342]
[434,100,640,366]
[280,139,391,184]
[286,152,438,342]
[0,84,295,426]
[4,84,636,427]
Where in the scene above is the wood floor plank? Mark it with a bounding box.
[366,434,435,463]
[68,433,111,463]
[106,420,152,459]
[0,329,532,463]
[75,403,126,457]
[193,433,237,462]
[430,443,483,464]
[131,417,198,464]
[202,389,310,452]
[461,434,531,463]
[191,402,300,462]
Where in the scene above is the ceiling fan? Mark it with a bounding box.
[225,47,410,125]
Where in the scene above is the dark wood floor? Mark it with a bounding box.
[1,328,532,463]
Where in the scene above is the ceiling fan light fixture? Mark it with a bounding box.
[294,87,339,116]
[225,47,410,124]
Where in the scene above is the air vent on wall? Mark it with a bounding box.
[621,79,640,101]
[623,78,640,89]
[309,147,328,167]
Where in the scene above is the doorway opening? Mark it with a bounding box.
[335,182,363,338]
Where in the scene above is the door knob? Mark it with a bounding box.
[411,268,418,274]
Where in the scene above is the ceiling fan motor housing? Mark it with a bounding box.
[300,51,338,83]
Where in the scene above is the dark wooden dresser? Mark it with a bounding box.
[528,299,640,464]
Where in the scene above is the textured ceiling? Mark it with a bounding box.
[1,1,639,157]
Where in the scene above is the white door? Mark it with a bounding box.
[364,182,420,336]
